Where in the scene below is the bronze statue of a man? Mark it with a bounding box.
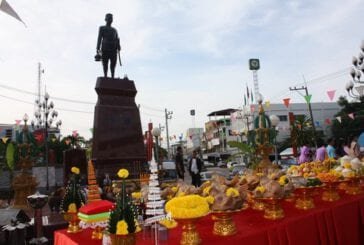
[96,13,121,78]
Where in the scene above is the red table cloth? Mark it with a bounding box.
[55,192,364,245]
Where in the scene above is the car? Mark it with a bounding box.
[200,169,229,182]
[217,161,227,168]
[229,164,246,178]
[227,161,239,169]
[160,161,178,183]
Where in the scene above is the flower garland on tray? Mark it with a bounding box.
[165,194,212,219]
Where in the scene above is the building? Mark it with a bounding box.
[204,109,241,154]
[185,128,204,154]
[235,102,341,142]
[0,123,61,142]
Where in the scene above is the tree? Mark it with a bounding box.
[227,141,260,169]
[331,96,364,140]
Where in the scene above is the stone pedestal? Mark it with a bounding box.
[92,77,146,180]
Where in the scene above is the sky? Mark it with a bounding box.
[0,0,363,145]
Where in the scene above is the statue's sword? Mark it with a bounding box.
[118,50,122,66]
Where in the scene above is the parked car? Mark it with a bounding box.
[229,164,246,178]
[160,161,178,183]
[227,161,239,169]
[200,169,229,182]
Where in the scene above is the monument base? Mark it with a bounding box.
[92,77,147,182]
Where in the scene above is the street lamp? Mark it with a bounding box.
[152,127,161,163]
[31,92,62,192]
[269,115,280,164]
[346,40,364,99]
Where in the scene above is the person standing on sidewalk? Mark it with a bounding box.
[175,146,185,180]
[188,150,203,187]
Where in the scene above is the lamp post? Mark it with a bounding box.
[346,40,364,100]
[269,115,280,164]
[31,92,62,192]
[152,127,161,163]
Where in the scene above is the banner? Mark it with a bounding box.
[327,90,336,101]
[246,85,250,99]
[0,0,26,26]
[1,137,8,144]
[304,94,312,104]
[336,116,342,123]
[244,95,247,106]
[348,113,355,120]
[325,118,331,125]
[283,98,290,108]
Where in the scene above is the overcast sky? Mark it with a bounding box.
[0,0,363,143]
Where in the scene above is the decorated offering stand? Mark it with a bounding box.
[60,167,85,233]
[105,168,141,245]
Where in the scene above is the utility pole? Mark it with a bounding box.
[37,62,44,103]
[165,109,173,159]
[289,86,317,147]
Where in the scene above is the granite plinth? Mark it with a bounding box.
[92,77,146,179]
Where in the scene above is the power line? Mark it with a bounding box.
[0,81,166,113]
[269,68,348,101]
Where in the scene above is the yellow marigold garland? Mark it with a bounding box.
[159,218,178,229]
[165,195,210,219]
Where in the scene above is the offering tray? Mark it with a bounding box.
[321,180,343,202]
[345,176,362,195]
[211,207,245,236]
[254,197,284,220]
[294,185,323,210]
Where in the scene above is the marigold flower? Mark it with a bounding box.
[71,167,80,175]
[278,175,287,186]
[131,192,141,199]
[202,186,211,196]
[116,220,129,235]
[225,187,239,197]
[255,186,266,193]
[68,203,77,213]
[117,169,129,179]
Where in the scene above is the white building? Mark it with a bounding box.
[234,102,341,142]
[185,128,204,154]
[205,109,241,154]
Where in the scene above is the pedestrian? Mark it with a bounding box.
[335,138,346,157]
[175,146,185,180]
[188,150,203,187]
[298,145,311,164]
[348,137,361,158]
[326,138,336,159]
[315,139,327,161]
